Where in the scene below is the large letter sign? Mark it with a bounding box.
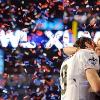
[93,31,100,43]
[0,29,100,49]
[44,31,63,49]
[0,29,36,48]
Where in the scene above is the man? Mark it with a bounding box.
[60,37,100,100]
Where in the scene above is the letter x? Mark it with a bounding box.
[44,31,63,49]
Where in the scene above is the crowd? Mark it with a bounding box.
[0,46,64,99]
[0,0,100,32]
[0,0,100,100]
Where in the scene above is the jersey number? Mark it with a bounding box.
[61,64,67,95]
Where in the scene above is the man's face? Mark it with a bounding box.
[86,40,96,50]
[97,39,100,46]
[95,47,100,56]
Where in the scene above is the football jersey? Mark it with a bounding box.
[60,49,100,100]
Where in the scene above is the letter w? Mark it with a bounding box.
[0,30,27,48]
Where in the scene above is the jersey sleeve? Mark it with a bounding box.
[78,50,100,71]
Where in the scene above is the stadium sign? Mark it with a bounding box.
[0,29,100,49]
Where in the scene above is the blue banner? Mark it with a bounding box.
[0,49,4,74]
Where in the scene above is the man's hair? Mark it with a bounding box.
[73,37,94,49]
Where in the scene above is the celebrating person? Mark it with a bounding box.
[60,37,100,100]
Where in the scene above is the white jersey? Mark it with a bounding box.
[60,49,100,100]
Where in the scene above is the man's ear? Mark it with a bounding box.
[85,42,89,48]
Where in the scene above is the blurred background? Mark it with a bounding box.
[0,0,100,99]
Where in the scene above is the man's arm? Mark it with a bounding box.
[86,68,100,93]
[63,47,78,56]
